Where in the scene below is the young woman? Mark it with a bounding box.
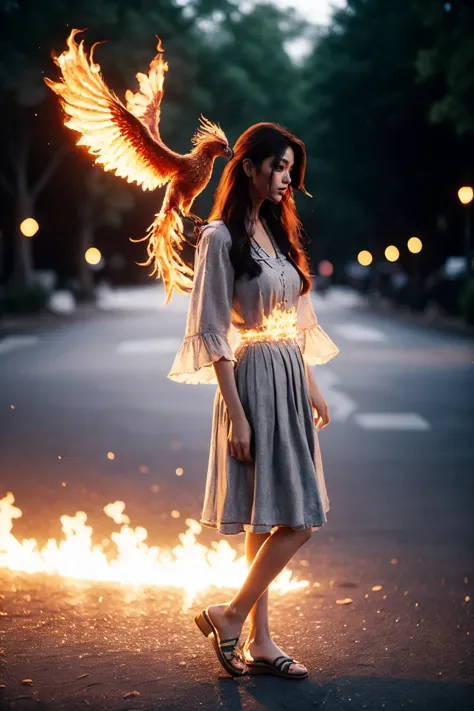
[168,122,339,679]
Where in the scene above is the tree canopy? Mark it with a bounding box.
[0,0,472,287]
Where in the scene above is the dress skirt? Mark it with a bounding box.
[199,338,330,535]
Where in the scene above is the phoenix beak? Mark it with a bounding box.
[225,146,234,159]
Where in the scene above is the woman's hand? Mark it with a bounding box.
[229,414,254,464]
[310,386,330,431]
[213,358,254,464]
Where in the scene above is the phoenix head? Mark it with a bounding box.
[191,115,233,159]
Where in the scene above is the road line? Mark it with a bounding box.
[117,338,182,354]
[354,413,431,431]
[309,369,357,422]
[0,336,39,355]
[97,286,190,312]
[333,324,388,342]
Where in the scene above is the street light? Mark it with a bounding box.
[458,186,473,277]
[385,245,399,262]
[357,250,373,266]
[407,237,422,254]
[85,247,101,265]
[20,218,39,237]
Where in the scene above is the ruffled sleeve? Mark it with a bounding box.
[296,290,340,365]
[167,222,236,385]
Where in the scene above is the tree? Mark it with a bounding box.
[76,171,134,300]
[0,0,195,288]
[414,0,474,135]
[0,0,311,286]
[300,0,472,275]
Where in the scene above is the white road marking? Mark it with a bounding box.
[96,284,360,314]
[354,413,431,431]
[97,285,190,312]
[310,369,357,422]
[310,287,366,312]
[117,338,182,354]
[333,324,388,342]
[0,336,39,355]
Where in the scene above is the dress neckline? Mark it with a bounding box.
[251,218,281,261]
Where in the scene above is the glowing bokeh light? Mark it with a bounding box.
[318,260,333,277]
[358,250,373,266]
[407,237,422,254]
[458,186,473,205]
[385,245,400,262]
[85,247,102,265]
[20,218,39,237]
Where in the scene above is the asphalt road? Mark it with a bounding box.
[0,286,473,711]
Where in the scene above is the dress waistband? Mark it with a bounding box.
[237,305,298,346]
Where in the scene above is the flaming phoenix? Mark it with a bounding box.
[45,29,233,304]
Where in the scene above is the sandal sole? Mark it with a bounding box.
[245,662,308,679]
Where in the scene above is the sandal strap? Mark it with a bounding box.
[274,655,296,672]
[219,637,240,661]
[220,637,239,649]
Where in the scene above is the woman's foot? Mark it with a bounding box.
[242,636,308,676]
[206,603,246,673]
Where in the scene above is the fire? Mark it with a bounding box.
[0,493,308,607]
[132,206,194,303]
[238,304,298,346]
[44,29,165,192]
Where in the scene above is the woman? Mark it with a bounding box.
[168,122,339,679]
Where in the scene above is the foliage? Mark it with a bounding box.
[0,0,472,290]
[414,0,474,135]
[0,281,49,313]
[299,0,473,275]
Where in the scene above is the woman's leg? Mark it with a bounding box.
[244,531,271,640]
[207,526,312,672]
[240,529,309,674]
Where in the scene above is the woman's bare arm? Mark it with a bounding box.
[213,358,253,463]
[213,358,246,420]
[305,362,330,429]
[305,362,320,399]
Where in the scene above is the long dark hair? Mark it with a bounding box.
[207,122,313,294]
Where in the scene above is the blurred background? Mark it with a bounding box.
[0,0,473,323]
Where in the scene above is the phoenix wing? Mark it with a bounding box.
[44,29,184,191]
[125,37,167,143]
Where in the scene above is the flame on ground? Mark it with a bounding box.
[0,493,308,606]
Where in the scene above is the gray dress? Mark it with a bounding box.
[167,219,339,535]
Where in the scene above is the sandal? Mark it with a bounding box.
[195,608,246,677]
[244,654,308,679]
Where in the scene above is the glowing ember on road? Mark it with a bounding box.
[0,493,308,606]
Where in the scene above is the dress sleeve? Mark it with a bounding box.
[167,223,236,385]
[296,290,340,366]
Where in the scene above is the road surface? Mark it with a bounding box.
[0,286,473,710]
